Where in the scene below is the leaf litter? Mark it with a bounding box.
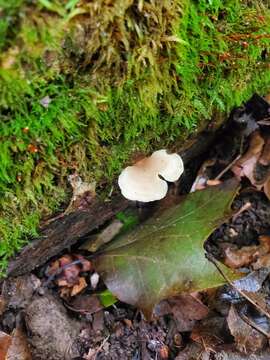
[2,94,270,359]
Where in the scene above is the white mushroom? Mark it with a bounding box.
[118,149,184,202]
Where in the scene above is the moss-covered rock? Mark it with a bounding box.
[0,0,269,272]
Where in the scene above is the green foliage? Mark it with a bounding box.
[0,0,27,51]
[98,289,117,308]
[94,181,240,317]
[0,0,269,273]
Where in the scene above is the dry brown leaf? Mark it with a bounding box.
[227,305,266,353]
[68,294,104,315]
[258,137,270,167]
[223,235,270,269]
[155,294,209,332]
[70,277,87,297]
[232,131,264,183]
[224,245,259,269]
[47,254,92,297]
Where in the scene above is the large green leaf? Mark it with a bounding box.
[94,180,240,317]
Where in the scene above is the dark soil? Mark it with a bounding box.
[1,94,270,360]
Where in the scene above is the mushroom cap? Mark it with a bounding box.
[150,149,184,182]
[118,149,184,202]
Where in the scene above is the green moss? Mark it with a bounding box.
[0,0,269,273]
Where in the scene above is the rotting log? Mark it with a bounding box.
[7,128,219,278]
[7,196,129,277]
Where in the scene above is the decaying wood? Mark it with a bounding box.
[7,196,129,277]
[7,127,220,278]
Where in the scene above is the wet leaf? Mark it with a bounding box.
[155,294,209,332]
[94,180,240,317]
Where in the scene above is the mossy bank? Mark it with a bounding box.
[0,0,269,273]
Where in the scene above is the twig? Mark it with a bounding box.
[94,336,110,360]
[206,254,270,321]
[232,202,252,221]
[214,155,241,180]
[240,312,270,338]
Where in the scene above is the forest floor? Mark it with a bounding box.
[1,94,270,360]
[1,0,269,271]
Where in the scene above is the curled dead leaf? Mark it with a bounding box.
[232,131,264,183]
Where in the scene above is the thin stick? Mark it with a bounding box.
[214,155,241,180]
[240,312,270,338]
[206,254,270,321]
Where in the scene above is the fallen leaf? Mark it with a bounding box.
[155,294,209,332]
[223,235,270,269]
[67,294,104,315]
[98,289,117,307]
[47,254,92,297]
[224,245,259,269]
[232,131,264,183]
[94,180,240,317]
[227,305,266,353]
[70,277,87,296]
[253,137,270,186]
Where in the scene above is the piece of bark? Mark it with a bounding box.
[24,293,81,360]
[7,196,128,277]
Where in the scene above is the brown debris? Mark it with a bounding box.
[223,235,270,269]
[0,331,12,359]
[191,316,227,352]
[1,275,41,311]
[47,254,92,297]
[67,294,103,315]
[227,305,266,353]
[232,130,265,183]
[155,294,209,332]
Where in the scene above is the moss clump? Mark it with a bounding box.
[0,0,269,273]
